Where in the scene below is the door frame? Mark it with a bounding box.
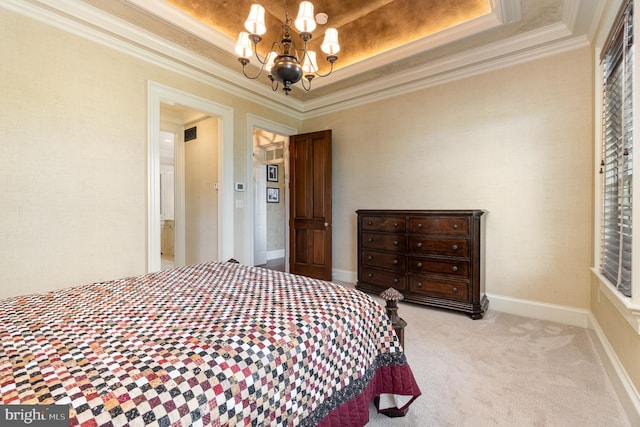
[158,124,183,266]
[148,81,234,272]
[245,114,297,266]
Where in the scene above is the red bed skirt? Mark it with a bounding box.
[317,363,421,426]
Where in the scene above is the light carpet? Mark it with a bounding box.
[350,288,632,427]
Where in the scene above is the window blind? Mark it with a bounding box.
[601,0,633,297]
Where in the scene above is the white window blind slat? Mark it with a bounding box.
[600,0,633,297]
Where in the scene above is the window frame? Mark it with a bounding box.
[594,0,640,334]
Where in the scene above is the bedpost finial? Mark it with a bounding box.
[380,287,404,301]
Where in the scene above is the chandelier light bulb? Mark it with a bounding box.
[302,50,318,76]
[235,32,253,58]
[265,51,278,73]
[244,4,266,35]
[321,28,340,56]
[295,1,317,33]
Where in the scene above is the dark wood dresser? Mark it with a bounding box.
[356,209,488,319]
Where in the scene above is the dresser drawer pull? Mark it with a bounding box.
[417,223,423,228]
[416,262,423,268]
[416,242,423,248]
[393,240,399,245]
[452,266,458,272]
[368,238,373,243]
[368,273,373,278]
[392,259,399,264]
[452,244,459,250]
[393,278,399,284]
[453,224,459,230]
[394,222,398,227]
[367,255,373,260]
[452,287,459,293]
[368,221,373,225]
[416,282,423,288]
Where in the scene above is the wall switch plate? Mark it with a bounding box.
[235,182,245,192]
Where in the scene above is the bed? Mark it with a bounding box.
[0,261,420,426]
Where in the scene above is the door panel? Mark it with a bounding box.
[289,130,332,280]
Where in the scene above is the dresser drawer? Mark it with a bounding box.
[408,276,469,301]
[356,209,486,319]
[408,217,469,236]
[408,256,469,278]
[361,267,407,290]
[408,237,468,257]
[362,232,406,252]
[361,216,406,232]
[361,250,405,272]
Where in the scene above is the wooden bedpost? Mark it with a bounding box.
[380,287,407,348]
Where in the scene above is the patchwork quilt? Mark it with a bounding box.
[0,261,420,426]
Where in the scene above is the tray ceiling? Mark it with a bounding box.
[67,0,602,108]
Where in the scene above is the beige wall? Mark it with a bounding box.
[185,117,218,264]
[303,47,594,309]
[0,8,300,298]
[0,5,594,307]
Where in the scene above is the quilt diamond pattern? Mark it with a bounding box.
[0,262,419,426]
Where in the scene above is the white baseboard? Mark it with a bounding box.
[266,249,284,261]
[485,292,590,328]
[332,268,357,284]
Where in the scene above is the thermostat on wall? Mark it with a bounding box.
[235,182,245,192]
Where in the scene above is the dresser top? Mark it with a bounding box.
[356,209,486,216]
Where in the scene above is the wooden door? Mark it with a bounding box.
[289,130,332,280]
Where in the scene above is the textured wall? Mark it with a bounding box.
[0,8,300,297]
[185,117,219,264]
[303,47,593,309]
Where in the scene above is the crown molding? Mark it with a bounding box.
[2,0,599,119]
[127,0,236,53]
[491,0,522,25]
[118,0,518,93]
[308,7,507,91]
[301,21,580,117]
[1,0,303,118]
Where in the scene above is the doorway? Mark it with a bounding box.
[159,129,175,270]
[245,114,297,268]
[148,82,234,273]
[253,129,288,271]
[160,104,220,269]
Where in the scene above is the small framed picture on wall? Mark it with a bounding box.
[267,164,278,182]
[267,187,279,203]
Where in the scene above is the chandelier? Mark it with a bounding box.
[235,1,340,95]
